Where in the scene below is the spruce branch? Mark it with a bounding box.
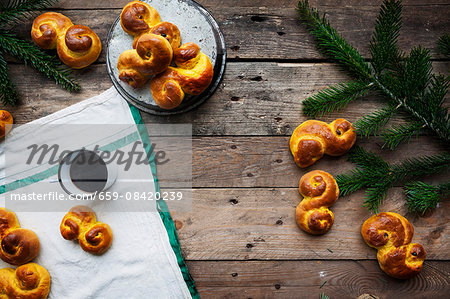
[336,146,450,213]
[355,105,397,137]
[303,81,372,117]
[381,121,424,150]
[402,46,432,99]
[297,0,450,145]
[370,0,402,74]
[0,51,19,105]
[437,33,450,57]
[347,145,389,170]
[393,153,450,180]
[297,1,372,79]
[0,0,58,26]
[405,181,450,214]
[0,31,80,93]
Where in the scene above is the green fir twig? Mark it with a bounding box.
[405,181,450,214]
[298,0,450,146]
[297,1,371,79]
[336,146,450,213]
[381,121,424,150]
[0,51,19,105]
[437,34,450,57]
[355,105,397,137]
[0,0,59,26]
[0,32,80,97]
[303,81,373,117]
[369,0,402,74]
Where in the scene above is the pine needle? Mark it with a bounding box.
[0,31,80,93]
[355,105,397,137]
[303,80,372,117]
[297,0,372,79]
[0,0,59,26]
[336,146,450,213]
[319,293,330,299]
[0,51,19,105]
[437,33,450,57]
[297,0,450,144]
[405,181,450,214]
[381,121,423,149]
[370,0,402,74]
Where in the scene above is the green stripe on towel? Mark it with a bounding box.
[128,105,199,298]
[0,132,140,194]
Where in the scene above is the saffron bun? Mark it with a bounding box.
[150,42,214,109]
[31,12,101,69]
[60,205,113,255]
[132,21,181,51]
[57,24,102,69]
[289,119,356,168]
[295,170,339,235]
[120,1,161,36]
[361,212,426,279]
[0,110,13,138]
[0,263,51,299]
[0,208,40,266]
[31,12,73,50]
[117,33,173,88]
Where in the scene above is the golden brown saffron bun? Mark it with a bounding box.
[0,111,13,138]
[133,21,181,51]
[117,33,173,88]
[120,1,161,36]
[0,263,51,299]
[295,170,339,235]
[60,205,113,255]
[56,24,102,69]
[57,25,102,69]
[150,42,214,109]
[361,212,426,279]
[31,12,73,49]
[289,119,356,168]
[32,12,101,69]
[0,208,40,266]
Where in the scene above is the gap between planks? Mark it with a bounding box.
[6,62,450,137]
[8,3,450,60]
[164,187,449,260]
[186,260,450,299]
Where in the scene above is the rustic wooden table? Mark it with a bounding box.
[8,0,450,298]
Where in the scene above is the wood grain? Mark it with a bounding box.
[10,2,450,60]
[6,62,450,137]
[53,0,450,9]
[172,136,448,188]
[187,260,450,299]
[145,135,449,189]
[168,187,449,260]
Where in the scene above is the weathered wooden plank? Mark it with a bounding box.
[53,0,450,9]
[186,260,450,299]
[168,187,449,260]
[160,136,447,188]
[6,62,450,136]
[10,2,450,60]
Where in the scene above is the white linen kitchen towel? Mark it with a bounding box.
[0,87,194,298]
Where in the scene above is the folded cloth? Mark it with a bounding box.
[0,87,195,298]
